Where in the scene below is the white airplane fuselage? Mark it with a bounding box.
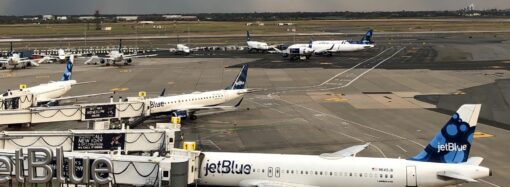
[24,80,76,102]
[247,41,270,51]
[199,152,490,187]
[147,89,247,114]
[312,40,374,52]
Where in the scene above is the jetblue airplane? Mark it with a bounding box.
[199,104,491,187]
[311,30,375,55]
[246,31,272,52]
[1,56,111,107]
[143,64,249,120]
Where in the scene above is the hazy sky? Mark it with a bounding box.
[0,0,506,16]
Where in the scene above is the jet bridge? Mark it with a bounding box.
[0,96,149,126]
[0,148,201,186]
[0,123,182,155]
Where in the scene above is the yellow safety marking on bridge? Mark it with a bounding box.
[474,131,494,139]
[111,88,129,92]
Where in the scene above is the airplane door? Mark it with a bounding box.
[268,167,273,177]
[406,166,417,187]
[275,167,280,178]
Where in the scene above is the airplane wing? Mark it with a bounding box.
[83,56,109,65]
[319,143,370,159]
[240,179,319,187]
[183,97,244,112]
[124,54,158,58]
[437,171,478,183]
[37,92,114,104]
[50,92,114,102]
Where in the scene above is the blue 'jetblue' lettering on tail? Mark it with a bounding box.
[246,31,251,41]
[410,104,480,164]
[60,56,73,81]
[360,30,373,44]
[226,64,248,90]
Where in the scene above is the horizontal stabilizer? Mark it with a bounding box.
[437,171,477,183]
[463,157,484,166]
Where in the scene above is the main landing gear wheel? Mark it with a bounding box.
[190,115,198,120]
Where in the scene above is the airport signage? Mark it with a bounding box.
[84,104,116,119]
[73,133,125,151]
[0,147,113,184]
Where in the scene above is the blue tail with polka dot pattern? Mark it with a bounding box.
[409,104,481,164]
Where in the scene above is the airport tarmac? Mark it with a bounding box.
[0,32,508,187]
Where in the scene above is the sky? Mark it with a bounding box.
[0,0,507,16]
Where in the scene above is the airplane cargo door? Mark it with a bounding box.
[406,166,417,187]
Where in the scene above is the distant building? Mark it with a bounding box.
[138,21,155,24]
[77,16,96,21]
[247,21,264,26]
[23,17,39,21]
[278,22,294,26]
[56,16,68,21]
[42,15,54,21]
[116,16,138,21]
[162,15,198,21]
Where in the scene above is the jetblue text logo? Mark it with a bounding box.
[234,81,245,87]
[204,160,251,176]
[149,101,164,109]
[437,143,467,153]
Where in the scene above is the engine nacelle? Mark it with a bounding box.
[126,58,133,63]
[171,110,188,118]
[100,58,106,64]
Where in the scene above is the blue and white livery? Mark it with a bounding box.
[199,104,491,187]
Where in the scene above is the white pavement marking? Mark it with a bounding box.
[479,179,501,187]
[395,145,408,153]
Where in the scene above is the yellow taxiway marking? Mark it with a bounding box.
[120,70,132,73]
[474,131,494,139]
[168,81,175,85]
[111,88,129,92]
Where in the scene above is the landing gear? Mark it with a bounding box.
[190,114,198,120]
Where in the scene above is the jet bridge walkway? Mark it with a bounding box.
[0,123,182,155]
[0,96,150,126]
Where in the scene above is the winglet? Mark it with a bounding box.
[234,97,244,107]
[160,88,166,97]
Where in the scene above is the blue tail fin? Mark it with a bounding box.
[226,64,248,90]
[246,31,251,41]
[360,30,373,44]
[409,104,481,164]
[60,55,73,81]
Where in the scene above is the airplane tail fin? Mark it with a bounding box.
[246,31,251,41]
[60,55,74,81]
[119,39,123,52]
[360,30,373,44]
[409,104,481,164]
[225,64,248,90]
